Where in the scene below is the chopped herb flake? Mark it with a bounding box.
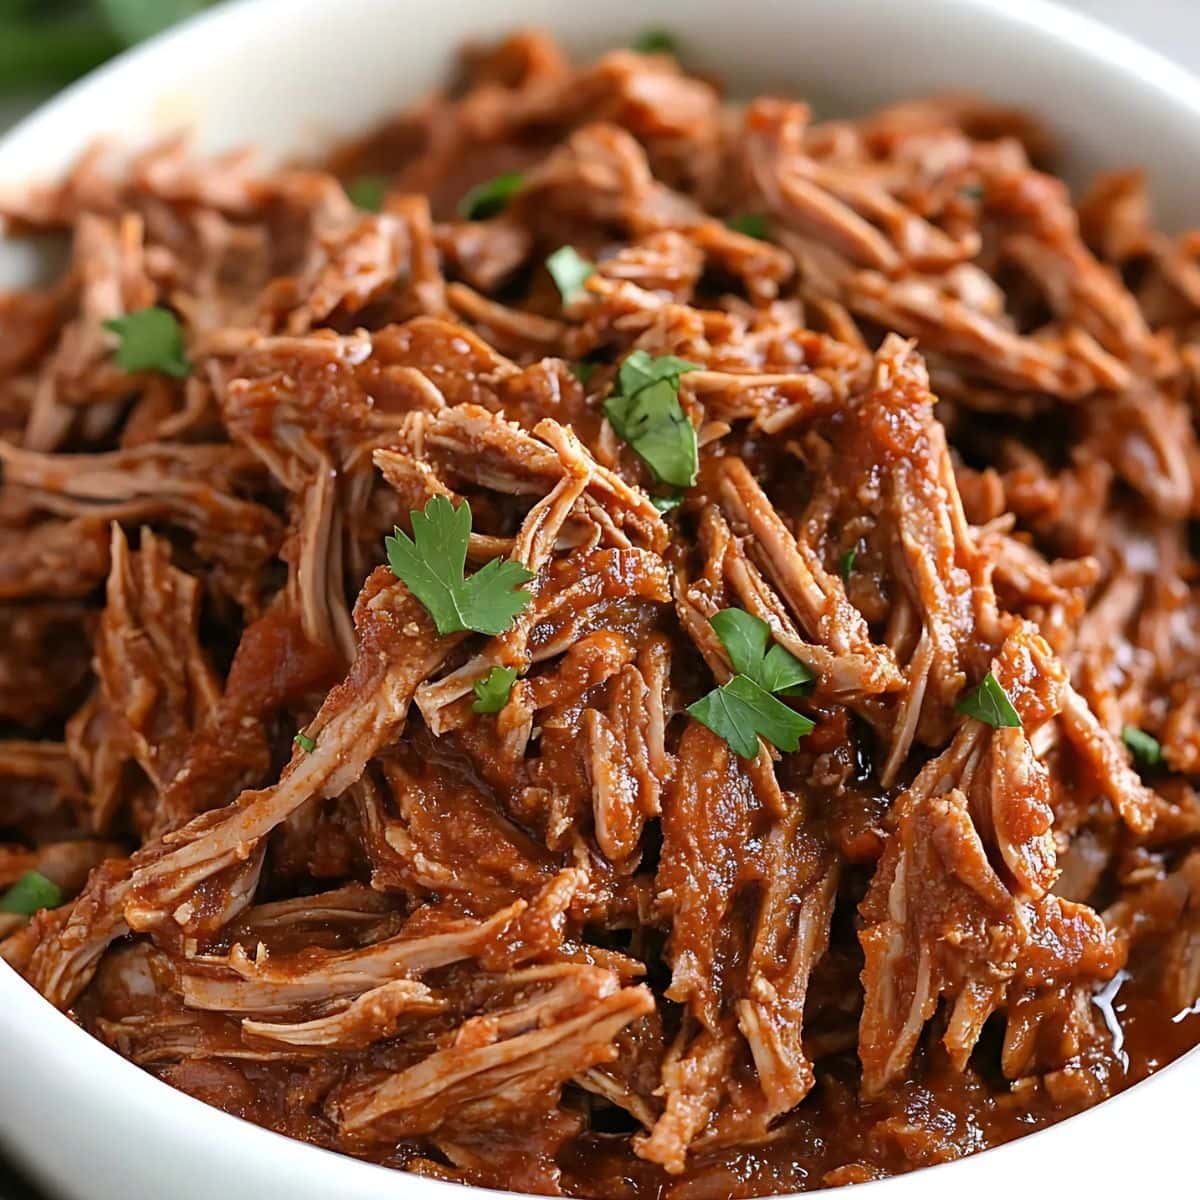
[546,245,595,304]
[0,870,62,916]
[473,665,518,714]
[1122,725,1163,767]
[727,213,769,240]
[839,548,857,581]
[570,361,596,386]
[651,493,683,514]
[103,306,190,377]
[346,174,387,211]
[459,171,525,220]
[633,29,677,55]
[956,671,1021,728]
[293,731,316,753]
[385,495,534,637]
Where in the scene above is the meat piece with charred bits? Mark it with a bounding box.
[4,27,1200,1198]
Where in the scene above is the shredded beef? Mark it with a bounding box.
[3,29,1200,1196]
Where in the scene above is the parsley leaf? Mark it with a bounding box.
[570,361,596,386]
[956,671,1021,728]
[710,609,814,695]
[546,246,596,304]
[688,675,814,759]
[604,352,702,489]
[346,174,387,212]
[386,496,534,637]
[104,306,190,377]
[651,493,683,514]
[633,29,677,54]
[1123,725,1163,767]
[727,213,769,240]
[459,171,524,220]
[616,349,699,397]
[839,548,857,581]
[473,665,518,714]
[293,731,316,753]
[0,870,61,916]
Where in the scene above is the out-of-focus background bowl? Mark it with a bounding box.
[2,1,1200,1197]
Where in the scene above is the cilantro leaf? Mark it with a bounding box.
[346,174,387,212]
[616,349,699,398]
[385,496,534,637]
[546,246,595,304]
[839,547,857,581]
[956,671,1021,728]
[688,675,814,758]
[1123,725,1163,767]
[633,29,677,54]
[604,375,698,488]
[104,307,190,377]
[571,361,596,386]
[727,213,769,240]
[459,171,525,220]
[293,731,316,753]
[473,665,518,714]
[709,608,813,694]
[0,870,61,916]
[651,493,683,514]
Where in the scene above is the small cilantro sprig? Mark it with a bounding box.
[293,731,316,754]
[459,171,525,220]
[346,174,387,212]
[104,307,190,377]
[956,671,1021,728]
[1123,726,1163,768]
[687,609,815,758]
[546,246,595,304]
[604,350,701,489]
[473,666,519,714]
[0,870,62,916]
[709,608,814,695]
[386,496,534,637]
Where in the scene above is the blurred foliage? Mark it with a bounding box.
[0,0,220,91]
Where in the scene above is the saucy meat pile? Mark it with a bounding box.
[2,30,1200,1196]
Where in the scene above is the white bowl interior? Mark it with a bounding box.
[2,0,1200,1197]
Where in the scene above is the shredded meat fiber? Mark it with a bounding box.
[3,30,1200,1197]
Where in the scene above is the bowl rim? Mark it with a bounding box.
[2,0,1200,1197]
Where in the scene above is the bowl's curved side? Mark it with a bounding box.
[2,1,1200,1198]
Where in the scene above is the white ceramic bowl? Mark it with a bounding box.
[2,1,1199,1196]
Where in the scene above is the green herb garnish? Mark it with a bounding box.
[346,174,387,212]
[473,665,518,714]
[1122,726,1163,767]
[688,675,814,759]
[570,361,596,386]
[103,307,190,378]
[727,213,769,240]
[459,171,525,220]
[651,493,684,514]
[633,29,677,54]
[546,246,596,304]
[839,548,857,581]
[386,496,534,637]
[604,351,701,489]
[293,731,316,754]
[0,870,62,916]
[956,671,1021,728]
[687,610,816,757]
